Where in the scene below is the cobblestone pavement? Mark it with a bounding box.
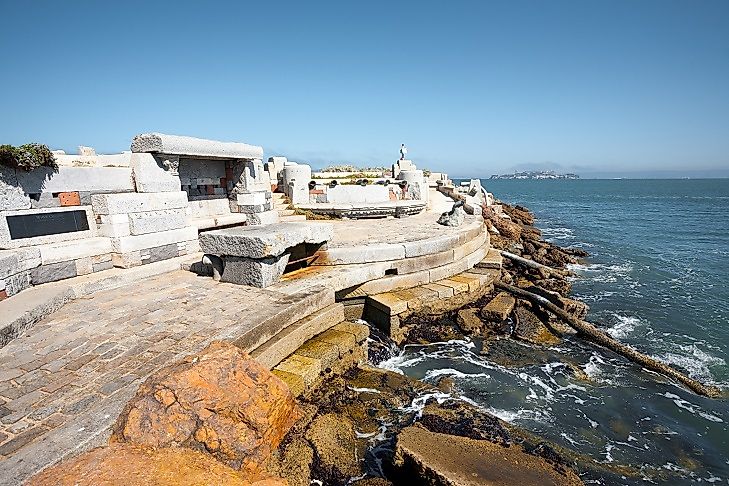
[0,271,300,483]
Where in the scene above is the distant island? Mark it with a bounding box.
[490,170,579,180]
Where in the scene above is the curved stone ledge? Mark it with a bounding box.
[131,133,263,160]
[297,200,426,219]
[313,220,484,265]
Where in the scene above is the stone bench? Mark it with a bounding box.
[199,222,334,287]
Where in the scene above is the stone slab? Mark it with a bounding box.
[453,231,488,260]
[448,274,481,292]
[244,209,280,226]
[0,282,74,346]
[128,209,188,236]
[273,354,321,387]
[235,191,269,206]
[199,222,333,258]
[37,237,112,265]
[394,426,579,486]
[428,258,470,283]
[0,206,97,250]
[476,248,503,269]
[229,285,335,352]
[401,233,461,258]
[294,339,340,370]
[91,191,188,215]
[15,166,134,194]
[130,153,181,193]
[368,292,408,316]
[0,166,31,211]
[390,247,455,275]
[30,260,78,285]
[332,321,369,343]
[435,278,469,294]
[220,254,289,288]
[318,243,406,265]
[110,226,198,254]
[357,269,431,295]
[423,282,455,299]
[131,133,263,160]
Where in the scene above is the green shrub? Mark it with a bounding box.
[0,143,57,171]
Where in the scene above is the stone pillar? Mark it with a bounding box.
[282,163,312,205]
[397,169,428,203]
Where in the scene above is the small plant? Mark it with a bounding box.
[0,143,58,171]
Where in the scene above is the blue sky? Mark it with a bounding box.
[1,0,727,177]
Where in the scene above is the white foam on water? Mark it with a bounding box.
[560,432,581,446]
[541,226,576,241]
[662,392,724,423]
[606,314,643,339]
[423,368,490,381]
[355,430,377,439]
[603,443,615,463]
[377,353,425,374]
[657,343,726,384]
[583,353,608,379]
[399,391,453,419]
[485,406,552,424]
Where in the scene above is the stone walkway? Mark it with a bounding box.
[0,271,332,484]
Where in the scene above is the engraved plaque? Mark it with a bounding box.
[7,210,90,240]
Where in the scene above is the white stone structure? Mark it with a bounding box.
[392,159,415,179]
[282,162,312,205]
[199,222,333,287]
[0,132,277,299]
[265,156,287,189]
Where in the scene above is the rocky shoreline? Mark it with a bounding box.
[263,200,614,485]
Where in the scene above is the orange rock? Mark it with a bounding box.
[112,341,300,473]
[27,443,287,486]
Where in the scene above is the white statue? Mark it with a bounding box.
[399,143,408,160]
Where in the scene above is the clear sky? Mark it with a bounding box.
[1,0,727,178]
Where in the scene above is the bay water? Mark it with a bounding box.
[379,179,729,484]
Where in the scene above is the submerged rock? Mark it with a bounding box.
[393,426,584,486]
[533,277,572,295]
[456,307,482,334]
[480,292,516,322]
[419,399,511,446]
[27,443,285,486]
[513,306,561,346]
[112,341,300,473]
[305,413,361,483]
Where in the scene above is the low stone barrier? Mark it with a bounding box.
[199,222,333,287]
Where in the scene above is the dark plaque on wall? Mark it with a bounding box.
[7,210,90,240]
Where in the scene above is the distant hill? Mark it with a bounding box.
[490,170,579,180]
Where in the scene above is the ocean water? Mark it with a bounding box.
[380,179,729,484]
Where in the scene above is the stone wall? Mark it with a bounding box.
[91,192,199,268]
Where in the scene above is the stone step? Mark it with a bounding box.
[278,209,296,216]
[251,303,345,369]
[227,284,336,352]
[271,321,369,396]
[366,268,499,318]
[476,248,503,270]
